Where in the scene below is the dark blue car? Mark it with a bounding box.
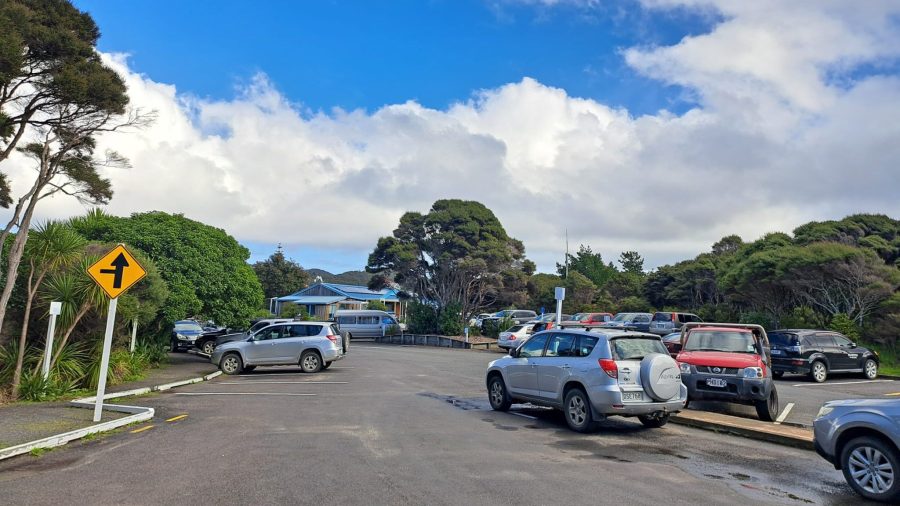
[171,320,204,352]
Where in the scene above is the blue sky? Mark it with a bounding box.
[76,0,709,116]
[38,1,898,276]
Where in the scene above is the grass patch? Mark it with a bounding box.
[861,340,900,376]
[29,446,52,457]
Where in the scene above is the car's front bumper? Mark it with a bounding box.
[682,373,771,403]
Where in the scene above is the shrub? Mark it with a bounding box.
[829,313,860,340]
[408,301,438,334]
[438,302,463,336]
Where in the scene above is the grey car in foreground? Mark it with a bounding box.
[211,321,344,374]
[486,329,686,432]
[814,399,900,502]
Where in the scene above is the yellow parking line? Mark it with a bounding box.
[886,392,900,396]
[130,425,154,434]
[165,414,188,422]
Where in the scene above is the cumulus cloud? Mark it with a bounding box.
[3,0,900,272]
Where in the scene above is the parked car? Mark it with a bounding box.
[814,399,900,502]
[486,329,686,432]
[481,310,538,331]
[211,321,344,375]
[769,329,879,382]
[194,324,233,355]
[334,310,401,350]
[676,323,778,421]
[661,332,682,358]
[470,313,494,328]
[567,312,613,324]
[529,313,572,333]
[649,311,702,336]
[600,312,653,332]
[212,318,290,350]
[171,320,204,352]
[497,324,534,350]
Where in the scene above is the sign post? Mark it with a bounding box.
[130,318,138,354]
[554,287,565,328]
[42,301,63,380]
[86,244,146,422]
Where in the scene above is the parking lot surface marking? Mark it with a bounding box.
[218,381,347,385]
[886,392,900,396]
[774,403,794,425]
[790,379,894,387]
[510,412,537,420]
[165,414,188,422]
[130,425,154,434]
[175,392,317,396]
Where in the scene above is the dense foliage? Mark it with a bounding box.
[252,247,308,303]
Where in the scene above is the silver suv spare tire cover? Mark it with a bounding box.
[640,353,681,401]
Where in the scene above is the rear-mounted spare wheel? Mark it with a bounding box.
[640,353,681,401]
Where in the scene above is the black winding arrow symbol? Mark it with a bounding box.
[99,253,129,289]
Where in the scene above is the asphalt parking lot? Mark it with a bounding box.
[0,344,872,505]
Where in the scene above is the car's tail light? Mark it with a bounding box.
[509,335,516,340]
[325,333,339,344]
[792,359,805,365]
[598,359,618,379]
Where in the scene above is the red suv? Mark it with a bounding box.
[676,323,779,421]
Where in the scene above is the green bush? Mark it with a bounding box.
[18,372,79,402]
[367,300,387,311]
[483,315,515,339]
[408,301,438,334]
[779,306,824,329]
[829,313,860,340]
[438,302,463,336]
[739,311,773,330]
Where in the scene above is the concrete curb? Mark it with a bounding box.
[671,411,814,450]
[0,371,222,461]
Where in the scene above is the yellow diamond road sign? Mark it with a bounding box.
[87,244,146,299]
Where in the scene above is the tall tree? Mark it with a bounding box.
[367,199,529,323]
[0,0,151,334]
[252,246,309,302]
[557,245,617,288]
[618,251,645,275]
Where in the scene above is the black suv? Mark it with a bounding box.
[769,329,879,382]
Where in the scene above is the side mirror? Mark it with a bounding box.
[509,347,519,358]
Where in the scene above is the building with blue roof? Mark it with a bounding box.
[273,282,404,320]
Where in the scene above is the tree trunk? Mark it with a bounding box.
[10,267,43,398]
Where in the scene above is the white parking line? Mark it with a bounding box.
[774,402,795,425]
[791,379,895,387]
[176,392,316,396]
[510,412,537,420]
[218,381,348,385]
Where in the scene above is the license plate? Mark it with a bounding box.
[706,378,727,388]
[770,349,783,355]
[622,391,644,401]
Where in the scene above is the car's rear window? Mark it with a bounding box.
[610,338,668,360]
[652,312,673,322]
[769,332,800,346]
[507,325,523,332]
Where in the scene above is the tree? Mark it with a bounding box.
[10,221,84,397]
[712,235,744,256]
[527,272,597,314]
[0,0,152,334]
[366,200,529,325]
[252,246,308,302]
[557,245,617,288]
[71,211,263,329]
[366,300,387,311]
[618,251,644,275]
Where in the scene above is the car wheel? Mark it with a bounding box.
[220,353,243,375]
[342,333,350,354]
[201,340,216,355]
[170,339,178,353]
[755,387,779,422]
[487,375,511,412]
[810,360,828,383]
[563,388,597,433]
[322,361,332,370]
[840,436,900,503]
[638,413,670,428]
[864,359,878,380]
[773,371,784,379]
[300,350,322,373]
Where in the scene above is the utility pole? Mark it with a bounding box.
[565,228,569,279]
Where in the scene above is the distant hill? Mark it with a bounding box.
[307,268,373,287]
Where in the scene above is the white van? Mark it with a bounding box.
[334,310,403,340]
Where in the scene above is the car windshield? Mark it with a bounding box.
[174,323,202,332]
[611,338,668,360]
[611,313,633,322]
[683,330,758,354]
[769,332,800,346]
[506,325,523,332]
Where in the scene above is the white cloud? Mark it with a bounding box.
[3,1,900,273]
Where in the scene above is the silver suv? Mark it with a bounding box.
[814,399,900,503]
[211,322,344,375]
[485,329,686,432]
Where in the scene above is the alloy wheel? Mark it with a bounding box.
[490,382,504,406]
[568,395,586,426]
[813,362,827,382]
[303,354,319,371]
[865,360,878,379]
[849,446,894,495]
[222,356,239,374]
